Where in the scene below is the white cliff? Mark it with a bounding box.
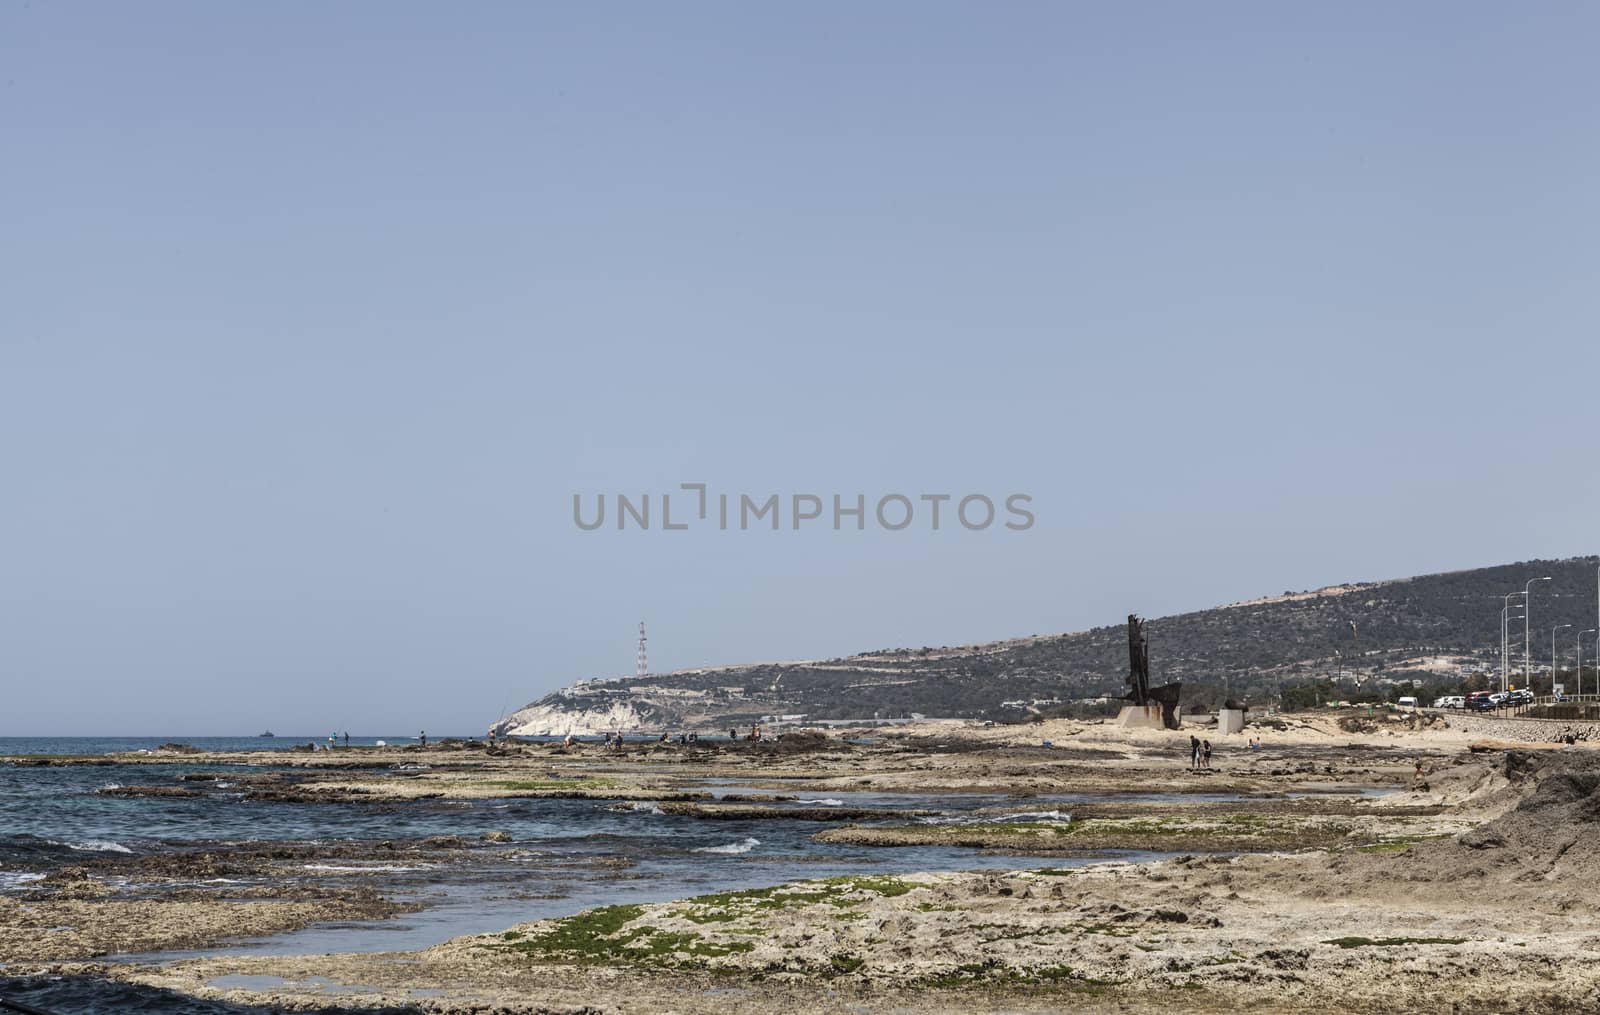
[496,697,670,737]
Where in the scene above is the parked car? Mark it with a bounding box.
[1466,691,1496,712]
[1506,689,1534,706]
[1397,696,1419,709]
[1433,695,1465,709]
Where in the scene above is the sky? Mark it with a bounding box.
[3,2,1599,734]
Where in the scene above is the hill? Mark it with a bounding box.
[494,556,1600,735]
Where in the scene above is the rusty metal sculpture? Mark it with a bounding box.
[1125,614,1183,729]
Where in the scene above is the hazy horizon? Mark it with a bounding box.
[6,3,1599,735]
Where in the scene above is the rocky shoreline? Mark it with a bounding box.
[5,712,1597,1011]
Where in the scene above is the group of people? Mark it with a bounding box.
[306,732,352,751]
[1186,733,1267,770]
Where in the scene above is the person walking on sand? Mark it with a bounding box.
[1202,739,1213,770]
[419,730,427,748]
[1189,735,1201,771]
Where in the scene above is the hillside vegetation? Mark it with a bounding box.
[502,557,1600,731]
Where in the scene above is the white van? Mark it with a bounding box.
[1397,696,1418,710]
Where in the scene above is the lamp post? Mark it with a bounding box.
[1526,576,1553,687]
[1551,623,1572,696]
[1502,592,1526,693]
[1580,627,1593,698]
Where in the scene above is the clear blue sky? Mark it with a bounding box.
[4,3,1598,734]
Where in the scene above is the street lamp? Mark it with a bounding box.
[1551,623,1572,696]
[1580,629,1597,699]
[1502,592,1526,693]
[1526,576,1553,687]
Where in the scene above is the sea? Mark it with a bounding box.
[0,735,476,755]
[0,736,1151,1013]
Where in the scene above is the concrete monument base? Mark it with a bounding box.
[1116,704,1167,730]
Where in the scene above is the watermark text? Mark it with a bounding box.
[573,484,1034,532]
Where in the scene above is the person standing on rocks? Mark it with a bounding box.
[1202,740,1213,770]
[1190,735,1201,771]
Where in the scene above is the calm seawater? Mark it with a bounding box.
[0,736,1156,1013]
[0,735,462,755]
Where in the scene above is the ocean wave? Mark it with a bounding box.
[301,863,435,873]
[998,810,1073,823]
[693,837,760,855]
[795,799,844,806]
[63,840,134,854]
[918,810,1073,826]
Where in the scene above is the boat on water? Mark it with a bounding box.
[258,731,275,738]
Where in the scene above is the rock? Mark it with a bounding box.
[482,831,513,843]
